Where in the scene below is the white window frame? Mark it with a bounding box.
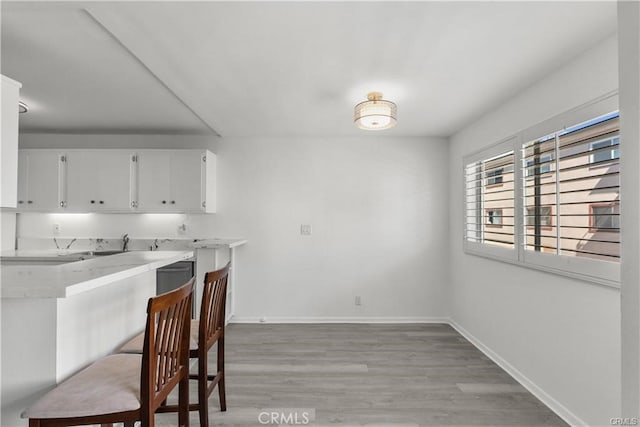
[463,92,620,288]
[463,137,518,263]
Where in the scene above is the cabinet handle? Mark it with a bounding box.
[18,200,23,204]
[90,200,95,204]
[131,201,138,208]
[202,201,206,208]
[60,201,67,208]
[27,200,33,204]
[99,201,104,204]
[162,200,167,204]
[170,200,176,204]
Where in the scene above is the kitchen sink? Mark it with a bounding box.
[80,250,126,256]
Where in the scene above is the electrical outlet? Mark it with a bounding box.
[355,296,362,306]
[300,224,312,236]
[53,224,61,235]
[177,223,187,235]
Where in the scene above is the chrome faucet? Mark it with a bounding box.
[54,237,77,250]
[150,238,170,251]
[65,238,77,250]
[122,234,130,252]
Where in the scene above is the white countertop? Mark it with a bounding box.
[0,249,90,260]
[193,238,248,249]
[1,250,193,299]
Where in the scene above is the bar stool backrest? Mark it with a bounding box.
[142,278,194,419]
[200,263,230,349]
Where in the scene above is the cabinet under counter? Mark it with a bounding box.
[0,250,193,427]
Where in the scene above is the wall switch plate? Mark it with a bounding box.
[177,223,187,235]
[53,224,61,235]
[300,224,312,236]
[355,296,362,306]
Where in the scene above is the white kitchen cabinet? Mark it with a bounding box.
[17,150,65,211]
[65,150,134,212]
[134,150,216,213]
[15,148,215,213]
[1,75,21,208]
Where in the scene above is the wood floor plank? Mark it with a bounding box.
[156,323,568,426]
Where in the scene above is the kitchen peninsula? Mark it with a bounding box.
[1,250,193,427]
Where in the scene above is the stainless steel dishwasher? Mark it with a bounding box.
[156,260,194,295]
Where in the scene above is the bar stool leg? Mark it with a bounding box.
[198,349,208,427]
[218,337,227,411]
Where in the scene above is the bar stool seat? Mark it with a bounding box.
[23,354,142,420]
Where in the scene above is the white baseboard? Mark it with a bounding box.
[448,319,585,427]
[230,316,450,324]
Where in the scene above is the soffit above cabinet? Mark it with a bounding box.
[1,4,212,135]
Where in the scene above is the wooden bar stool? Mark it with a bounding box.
[23,278,194,427]
[120,263,229,427]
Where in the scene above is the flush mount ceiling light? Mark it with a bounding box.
[18,101,28,114]
[354,92,397,131]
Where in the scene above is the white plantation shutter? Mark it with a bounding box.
[464,137,517,261]
[523,112,620,262]
[462,93,620,286]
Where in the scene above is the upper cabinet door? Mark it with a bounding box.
[135,150,213,213]
[170,151,205,211]
[136,151,172,211]
[66,151,133,211]
[1,76,21,208]
[17,151,63,211]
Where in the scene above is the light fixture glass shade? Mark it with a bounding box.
[354,92,397,130]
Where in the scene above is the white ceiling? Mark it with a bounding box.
[1,1,617,138]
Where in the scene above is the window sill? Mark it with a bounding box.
[463,244,620,289]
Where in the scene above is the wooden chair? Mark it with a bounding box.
[120,263,229,427]
[23,279,194,427]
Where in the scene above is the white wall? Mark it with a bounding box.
[618,2,640,418]
[448,35,619,426]
[211,135,449,321]
[17,134,450,321]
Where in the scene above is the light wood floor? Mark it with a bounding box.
[157,323,567,426]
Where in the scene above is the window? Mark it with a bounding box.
[524,154,553,176]
[464,142,515,253]
[590,136,619,164]
[486,209,503,226]
[524,111,619,262]
[486,168,504,185]
[463,95,620,286]
[590,203,620,231]
[526,206,552,227]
